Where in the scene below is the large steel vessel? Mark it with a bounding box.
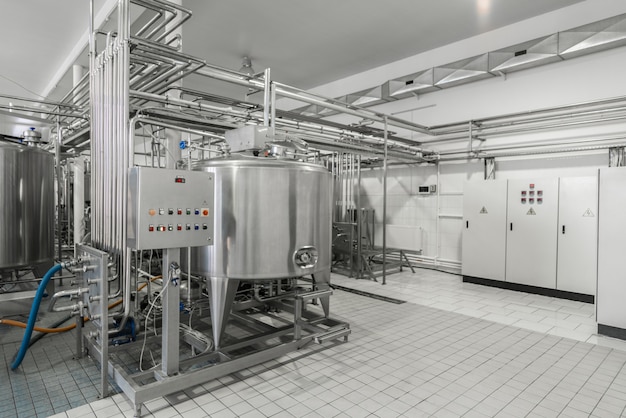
[187,156,332,280]
[0,142,55,270]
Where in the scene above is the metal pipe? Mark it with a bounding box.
[130,89,431,157]
[428,94,626,132]
[48,288,90,312]
[0,103,85,119]
[422,112,626,144]
[270,81,277,136]
[275,87,430,135]
[382,117,388,285]
[0,93,80,110]
[438,132,626,156]
[263,69,270,127]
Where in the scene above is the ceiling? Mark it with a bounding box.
[0,0,585,105]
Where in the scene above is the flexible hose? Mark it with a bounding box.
[0,319,75,333]
[11,263,63,370]
[1,276,161,332]
[6,273,162,370]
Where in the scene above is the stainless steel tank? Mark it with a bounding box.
[187,156,332,280]
[0,142,55,270]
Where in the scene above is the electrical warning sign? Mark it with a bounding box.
[582,208,595,217]
[480,207,488,214]
[527,208,536,215]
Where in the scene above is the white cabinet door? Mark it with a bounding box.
[598,168,626,328]
[506,179,559,288]
[462,180,508,280]
[557,176,598,295]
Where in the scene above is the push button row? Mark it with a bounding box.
[148,224,208,231]
[148,208,209,216]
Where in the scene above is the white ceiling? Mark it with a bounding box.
[0,0,584,103]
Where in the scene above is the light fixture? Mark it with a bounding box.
[239,56,255,76]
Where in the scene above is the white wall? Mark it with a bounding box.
[302,0,626,266]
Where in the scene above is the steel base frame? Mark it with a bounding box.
[83,306,349,417]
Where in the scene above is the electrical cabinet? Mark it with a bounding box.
[463,176,597,298]
[505,179,559,288]
[557,177,598,295]
[597,168,626,329]
[461,180,508,281]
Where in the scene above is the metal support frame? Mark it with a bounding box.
[83,280,349,417]
[485,157,496,179]
[76,243,110,398]
[609,147,626,167]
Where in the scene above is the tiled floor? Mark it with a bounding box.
[3,268,626,417]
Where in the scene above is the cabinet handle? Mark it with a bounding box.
[562,225,566,234]
[510,223,513,231]
[466,221,469,229]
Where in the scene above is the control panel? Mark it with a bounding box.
[127,167,214,250]
[520,183,544,205]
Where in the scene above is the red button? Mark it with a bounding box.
[148,225,154,232]
[177,225,182,231]
[177,209,182,215]
[202,209,209,216]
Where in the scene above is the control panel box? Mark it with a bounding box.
[224,125,270,152]
[127,167,214,250]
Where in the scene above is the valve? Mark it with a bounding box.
[170,262,181,286]
[294,247,318,269]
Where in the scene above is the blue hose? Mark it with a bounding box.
[11,263,63,370]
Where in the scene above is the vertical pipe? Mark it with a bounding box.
[89,0,95,248]
[73,157,85,244]
[186,133,191,305]
[270,82,276,137]
[73,65,85,105]
[435,161,441,268]
[161,0,182,377]
[56,120,63,265]
[356,154,362,272]
[469,120,473,155]
[382,117,388,285]
[263,68,270,127]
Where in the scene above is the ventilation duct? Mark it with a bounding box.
[383,69,439,99]
[559,14,626,58]
[434,54,491,88]
[489,34,560,73]
[291,13,626,117]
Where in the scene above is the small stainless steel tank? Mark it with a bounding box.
[186,156,332,280]
[0,141,55,270]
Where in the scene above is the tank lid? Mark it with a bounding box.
[21,127,43,144]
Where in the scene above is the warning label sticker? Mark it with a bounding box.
[480,207,488,214]
[583,208,595,217]
[527,208,536,215]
